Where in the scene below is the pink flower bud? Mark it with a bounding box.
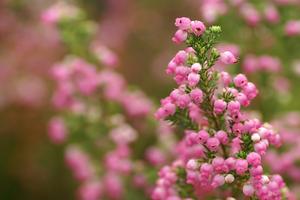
[191,63,202,73]
[233,74,248,88]
[220,51,237,65]
[191,20,206,36]
[215,130,228,144]
[176,94,191,109]
[236,93,250,107]
[240,4,261,27]
[186,159,199,170]
[186,131,199,146]
[198,130,209,143]
[166,60,177,75]
[213,99,227,114]
[220,71,232,86]
[172,30,188,44]
[152,187,167,199]
[247,152,261,167]
[206,137,220,151]
[174,50,188,64]
[211,174,225,188]
[235,159,248,175]
[200,163,213,174]
[232,123,244,135]
[78,181,102,200]
[48,117,67,144]
[254,141,268,155]
[212,157,225,173]
[242,82,258,100]
[175,17,191,30]
[243,184,254,196]
[250,165,263,177]
[225,157,236,170]
[227,101,241,115]
[285,20,300,36]
[264,5,280,24]
[190,88,203,104]
[187,72,200,87]
[163,103,176,116]
[243,55,258,73]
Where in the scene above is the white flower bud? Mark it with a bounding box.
[225,174,235,183]
[262,175,270,184]
[226,197,236,200]
[251,133,261,142]
[191,63,202,73]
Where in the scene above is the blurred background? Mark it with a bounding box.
[0,0,300,199]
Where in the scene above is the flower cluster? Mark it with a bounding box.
[196,0,300,36]
[50,58,152,118]
[266,113,300,183]
[45,3,176,200]
[153,17,292,200]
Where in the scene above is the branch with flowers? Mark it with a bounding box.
[153,17,293,200]
[44,2,177,200]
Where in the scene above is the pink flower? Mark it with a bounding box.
[48,117,67,144]
[187,72,200,87]
[172,29,188,44]
[215,130,228,144]
[190,88,203,104]
[236,93,250,107]
[254,141,268,155]
[246,152,261,167]
[166,60,177,75]
[175,17,191,30]
[191,63,202,73]
[198,130,210,144]
[176,93,191,109]
[146,147,166,166]
[78,181,102,200]
[242,82,258,100]
[227,101,241,115]
[243,55,258,73]
[174,50,188,64]
[190,20,206,36]
[186,159,199,170]
[235,159,248,175]
[212,157,226,173]
[233,74,248,88]
[220,51,237,65]
[213,99,227,114]
[243,184,254,196]
[65,147,94,181]
[285,20,300,36]
[264,5,280,24]
[232,123,244,135]
[225,157,236,170]
[220,71,232,86]
[240,4,261,27]
[200,163,213,174]
[206,137,220,151]
[211,174,225,188]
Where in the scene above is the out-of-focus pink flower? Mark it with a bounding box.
[264,4,280,24]
[65,147,94,181]
[78,180,102,200]
[285,20,300,36]
[48,117,67,144]
[146,147,166,166]
[92,45,119,67]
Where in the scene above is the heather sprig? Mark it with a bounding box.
[45,3,171,200]
[153,17,292,200]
